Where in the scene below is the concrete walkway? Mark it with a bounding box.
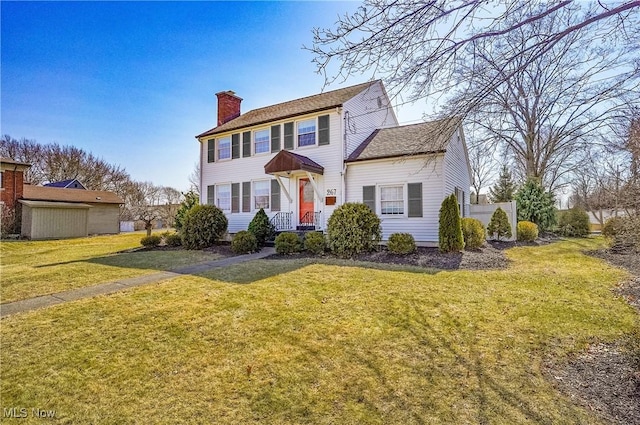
[0,247,275,319]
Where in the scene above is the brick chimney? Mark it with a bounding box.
[216,91,242,126]
[0,158,31,212]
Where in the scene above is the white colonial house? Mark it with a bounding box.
[196,80,471,245]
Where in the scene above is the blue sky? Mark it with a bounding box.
[1,1,425,191]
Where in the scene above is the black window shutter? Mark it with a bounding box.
[242,181,251,212]
[207,185,215,205]
[231,183,240,213]
[407,183,423,217]
[207,139,215,163]
[363,186,376,212]
[318,115,330,146]
[242,131,251,157]
[231,134,240,159]
[271,125,281,153]
[283,122,294,150]
[271,179,280,212]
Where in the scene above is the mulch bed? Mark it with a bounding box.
[548,248,640,425]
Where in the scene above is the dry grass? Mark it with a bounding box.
[0,232,222,303]
[1,238,637,424]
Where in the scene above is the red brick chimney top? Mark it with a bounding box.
[216,91,242,126]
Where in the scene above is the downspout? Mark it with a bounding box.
[199,138,204,204]
[341,109,348,205]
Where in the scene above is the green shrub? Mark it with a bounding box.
[610,216,640,254]
[487,207,512,241]
[461,218,485,249]
[327,203,381,257]
[602,216,624,239]
[304,232,326,255]
[231,230,258,254]
[515,179,556,231]
[174,191,199,231]
[439,194,464,253]
[181,204,228,250]
[164,232,182,247]
[387,233,417,254]
[557,207,590,237]
[248,208,275,247]
[517,221,538,242]
[140,235,161,248]
[275,232,302,254]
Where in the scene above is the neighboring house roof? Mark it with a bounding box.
[264,150,325,175]
[22,186,124,205]
[44,179,87,189]
[197,81,378,138]
[346,117,461,162]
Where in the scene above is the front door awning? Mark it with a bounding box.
[264,150,324,175]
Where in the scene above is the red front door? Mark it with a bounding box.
[299,178,314,224]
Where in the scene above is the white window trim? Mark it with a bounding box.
[217,136,231,161]
[379,183,407,219]
[296,118,317,148]
[253,128,270,155]
[216,183,232,212]
[252,179,271,212]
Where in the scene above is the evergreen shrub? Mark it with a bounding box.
[141,235,161,248]
[231,230,258,254]
[387,233,417,254]
[438,194,464,252]
[515,179,556,231]
[304,232,326,255]
[517,221,538,242]
[461,218,485,249]
[487,207,512,241]
[164,232,182,247]
[275,232,302,254]
[557,207,590,237]
[327,203,381,257]
[248,208,275,247]
[181,204,228,250]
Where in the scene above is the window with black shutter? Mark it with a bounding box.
[207,139,215,163]
[231,183,240,213]
[207,185,215,205]
[242,131,251,157]
[242,181,251,212]
[271,125,281,153]
[271,180,280,212]
[231,134,240,159]
[318,115,330,146]
[363,186,376,212]
[407,183,423,217]
[283,122,294,150]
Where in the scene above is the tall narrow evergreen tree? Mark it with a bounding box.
[489,165,517,203]
[438,194,464,253]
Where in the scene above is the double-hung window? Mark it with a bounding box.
[380,185,404,215]
[254,129,270,154]
[216,184,231,211]
[253,180,270,210]
[218,136,231,160]
[297,119,316,147]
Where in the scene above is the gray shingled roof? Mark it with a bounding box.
[197,81,378,138]
[346,117,461,162]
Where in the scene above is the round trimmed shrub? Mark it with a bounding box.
[327,203,381,257]
[602,216,624,239]
[181,204,228,250]
[164,232,182,247]
[387,233,416,254]
[517,221,538,242]
[231,230,258,254]
[304,231,326,255]
[141,235,161,248]
[461,218,485,249]
[248,208,275,247]
[487,207,512,241]
[610,216,640,254]
[439,194,464,252]
[557,207,590,237]
[275,232,302,254]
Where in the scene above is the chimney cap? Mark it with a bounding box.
[215,90,243,101]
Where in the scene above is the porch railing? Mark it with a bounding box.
[271,211,293,231]
[299,211,322,229]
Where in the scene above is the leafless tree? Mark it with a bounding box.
[188,162,200,196]
[467,139,497,202]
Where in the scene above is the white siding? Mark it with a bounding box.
[88,204,120,234]
[346,155,445,244]
[200,111,344,233]
[443,128,472,216]
[342,81,398,158]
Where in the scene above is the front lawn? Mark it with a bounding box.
[0,232,223,304]
[1,239,637,424]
